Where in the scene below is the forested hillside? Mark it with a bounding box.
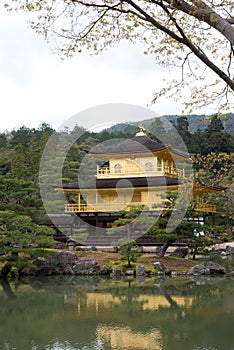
[107,113,234,135]
[163,113,234,134]
[106,114,234,154]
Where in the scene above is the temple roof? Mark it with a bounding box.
[90,136,167,154]
[54,178,227,192]
[88,135,190,159]
[54,176,182,190]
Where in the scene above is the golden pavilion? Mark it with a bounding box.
[52,127,223,241]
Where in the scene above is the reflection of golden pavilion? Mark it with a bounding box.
[97,325,162,350]
[63,291,194,350]
[64,291,193,313]
[138,294,193,310]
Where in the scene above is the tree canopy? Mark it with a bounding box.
[5,0,234,111]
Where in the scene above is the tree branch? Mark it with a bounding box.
[122,0,187,44]
[158,1,234,90]
[162,0,234,45]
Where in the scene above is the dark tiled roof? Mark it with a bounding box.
[89,135,190,158]
[55,176,181,190]
[90,136,167,154]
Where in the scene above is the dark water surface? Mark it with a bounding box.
[0,275,234,350]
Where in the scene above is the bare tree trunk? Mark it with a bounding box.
[156,240,175,257]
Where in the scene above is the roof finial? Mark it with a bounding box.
[135,124,147,137]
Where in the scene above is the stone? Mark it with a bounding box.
[171,271,187,277]
[47,251,79,274]
[48,251,78,264]
[136,265,145,276]
[155,271,167,276]
[169,247,188,258]
[125,270,134,276]
[110,268,124,277]
[72,259,100,275]
[33,257,48,268]
[188,261,226,275]
[32,252,102,275]
[63,264,75,275]
[220,251,227,257]
[204,261,226,274]
[30,251,102,275]
[153,261,171,275]
[226,246,234,255]
[187,265,210,276]
[35,266,53,276]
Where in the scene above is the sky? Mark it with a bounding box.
[0,5,223,133]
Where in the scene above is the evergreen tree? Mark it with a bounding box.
[0,133,7,149]
[203,115,231,154]
[190,129,204,154]
[174,116,193,151]
[10,126,33,148]
[0,210,54,277]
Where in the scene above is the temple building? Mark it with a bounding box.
[62,127,189,212]
[52,126,224,244]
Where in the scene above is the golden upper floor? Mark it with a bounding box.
[89,129,189,179]
[96,158,185,179]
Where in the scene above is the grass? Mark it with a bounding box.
[76,250,198,272]
[77,250,122,266]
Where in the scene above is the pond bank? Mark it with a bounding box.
[1,250,233,280]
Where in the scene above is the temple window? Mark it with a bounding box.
[114,163,122,173]
[145,162,153,172]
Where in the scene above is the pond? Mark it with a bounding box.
[0,275,234,350]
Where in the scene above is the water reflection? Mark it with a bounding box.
[0,276,234,350]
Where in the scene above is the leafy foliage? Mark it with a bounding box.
[192,152,233,185]
[116,240,140,268]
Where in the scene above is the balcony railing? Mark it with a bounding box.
[65,202,216,213]
[97,166,184,178]
[65,202,160,213]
